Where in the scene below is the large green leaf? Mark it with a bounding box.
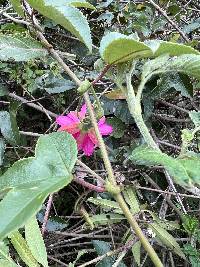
[9,231,39,267]
[0,131,77,191]
[141,54,200,84]
[0,177,70,240]
[129,146,191,185]
[25,217,48,267]
[27,0,92,52]
[100,32,151,64]
[0,35,47,62]
[100,32,200,64]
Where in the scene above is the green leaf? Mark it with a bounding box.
[9,0,24,17]
[189,111,200,128]
[0,132,77,191]
[131,241,141,266]
[26,0,92,52]
[0,132,77,240]
[129,145,190,185]
[0,260,20,267]
[0,35,47,62]
[25,217,48,267]
[100,32,200,64]
[149,222,186,259]
[0,177,70,240]
[60,0,95,9]
[9,231,39,267]
[146,40,199,57]
[182,18,200,34]
[100,32,151,64]
[43,78,76,94]
[0,111,20,145]
[123,187,140,215]
[141,54,200,87]
[90,213,125,226]
[88,197,122,214]
[0,139,5,166]
[106,117,125,138]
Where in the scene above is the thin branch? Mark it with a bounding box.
[73,177,105,193]
[42,194,54,235]
[9,93,57,118]
[147,0,189,42]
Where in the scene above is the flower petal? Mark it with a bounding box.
[88,130,98,145]
[98,117,113,135]
[67,111,80,123]
[98,116,106,126]
[82,134,96,156]
[58,123,80,134]
[56,116,74,126]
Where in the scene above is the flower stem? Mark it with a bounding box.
[35,29,163,267]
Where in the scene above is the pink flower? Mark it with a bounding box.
[56,104,113,156]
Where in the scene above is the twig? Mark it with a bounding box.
[42,194,54,235]
[48,255,68,267]
[157,100,189,114]
[140,173,183,217]
[135,185,200,199]
[78,239,137,267]
[76,159,105,184]
[19,131,42,137]
[73,177,105,193]
[9,93,57,118]
[157,140,181,150]
[147,0,189,42]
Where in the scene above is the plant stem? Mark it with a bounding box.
[34,26,163,267]
[115,194,163,267]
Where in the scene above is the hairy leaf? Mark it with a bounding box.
[0,177,70,240]
[27,0,92,52]
[25,217,48,267]
[130,145,190,185]
[100,32,151,64]
[100,32,200,64]
[88,197,122,214]
[0,132,77,191]
[0,35,47,62]
[149,222,185,258]
[9,231,39,267]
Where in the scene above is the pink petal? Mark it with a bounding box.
[67,111,80,123]
[98,117,106,126]
[58,123,80,134]
[78,104,87,120]
[98,117,113,135]
[88,130,98,145]
[82,134,96,156]
[76,132,87,150]
[56,116,73,126]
